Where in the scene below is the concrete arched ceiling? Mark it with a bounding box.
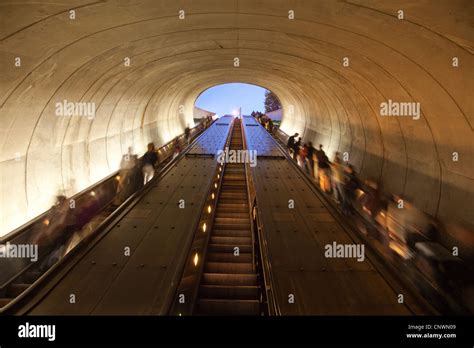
[0,0,473,236]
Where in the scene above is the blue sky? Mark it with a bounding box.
[195,83,267,116]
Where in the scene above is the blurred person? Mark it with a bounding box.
[307,142,316,178]
[75,196,101,233]
[287,133,299,157]
[116,147,139,204]
[292,137,302,162]
[385,195,435,258]
[315,144,325,173]
[342,164,359,215]
[128,159,145,192]
[361,180,382,219]
[63,194,102,254]
[33,195,77,268]
[142,142,158,185]
[120,146,137,170]
[360,180,384,239]
[299,143,309,173]
[316,145,331,193]
[172,137,181,159]
[331,152,344,204]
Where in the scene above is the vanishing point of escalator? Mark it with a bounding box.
[196,119,260,315]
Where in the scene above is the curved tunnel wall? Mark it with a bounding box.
[0,0,472,236]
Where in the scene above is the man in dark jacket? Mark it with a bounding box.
[287,132,298,146]
[292,137,302,161]
[342,164,360,215]
[142,143,158,184]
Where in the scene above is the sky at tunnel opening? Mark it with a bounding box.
[195,83,268,116]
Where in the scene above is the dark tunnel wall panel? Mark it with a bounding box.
[403,158,441,216]
[379,151,407,197]
[438,172,474,226]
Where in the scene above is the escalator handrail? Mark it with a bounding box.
[240,117,281,316]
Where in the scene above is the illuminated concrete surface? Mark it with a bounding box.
[0,0,472,235]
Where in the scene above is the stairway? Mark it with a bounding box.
[0,270,42,309]
[197,119,261,315]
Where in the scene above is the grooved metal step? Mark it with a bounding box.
[210,236,253,245]
[207,244,253,253]
[198,299,260,315]
[202,273,258,286]
[211,229,252,237]
[199,285,259,299]
[6,283,31,297]
[204,262,254,274]
[206,252,253,263]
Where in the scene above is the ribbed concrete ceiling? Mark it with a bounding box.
[0,0,473,235]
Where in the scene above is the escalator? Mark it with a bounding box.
[196,119,260,315]
[0,124,207,314]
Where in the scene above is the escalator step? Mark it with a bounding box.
[198,299,260,315]
[214,212,248,219]
[0,298,13,307]
[204,262,254,274]
[202,273,258,286]
[212,223,251,231]
[20,271,42,283]
[6,283,30,297]
[217,202,249,213]
[199,285,259,299]
[210,236,252,245]
[206,252,253,263]
[211,229,251,237]
[208,243,253,253]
